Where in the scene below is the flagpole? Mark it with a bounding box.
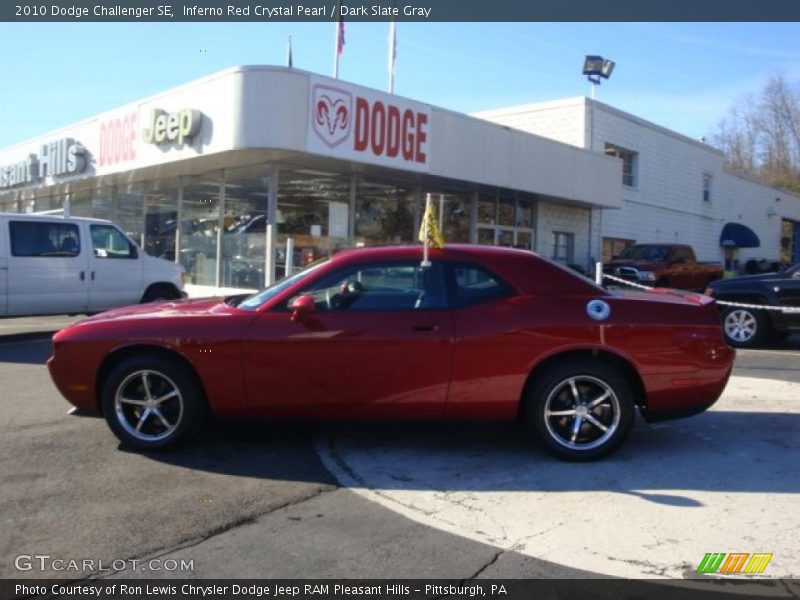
[334,22,340,78]
[334,1,342,78]
[422,193,431,267]
[388,20,396,93]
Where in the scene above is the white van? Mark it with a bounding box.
[0,213,185,316]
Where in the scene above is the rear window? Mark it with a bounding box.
[9,221,81,257]
[450,263,513,307]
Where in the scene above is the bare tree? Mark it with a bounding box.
[712,74,800,194]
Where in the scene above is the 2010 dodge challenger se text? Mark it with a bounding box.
[48,245,735,460]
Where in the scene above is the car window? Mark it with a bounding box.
[449,263,512,307]
[9,221,80,257]
[293,261,447,312]
[90,225,137,259]
[239,259,330,311]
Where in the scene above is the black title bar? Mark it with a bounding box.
[2,579,795,600]
[5,0,800,22]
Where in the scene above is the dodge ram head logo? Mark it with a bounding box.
[312,85,352,148]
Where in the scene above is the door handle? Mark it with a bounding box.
[412,324,439,332]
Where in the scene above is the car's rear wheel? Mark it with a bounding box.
[101,354,206,450]
[527,360,635,461]
[722,306,768,348]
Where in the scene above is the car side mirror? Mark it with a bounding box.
[289,294,315,321]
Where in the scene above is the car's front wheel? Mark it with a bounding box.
[721,306,768,348]
[527,360,635,461]
[101,354,206,450]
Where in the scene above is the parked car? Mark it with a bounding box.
[706,262,800,347]
[48,244,734,461]
[742,257,785,275]
[0,213,185,317]
[604,244,723,291]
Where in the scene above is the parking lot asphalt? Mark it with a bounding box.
[0,328,798,584]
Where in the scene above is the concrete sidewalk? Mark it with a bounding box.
[0,315,84,342]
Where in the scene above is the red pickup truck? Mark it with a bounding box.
[603,244,723,291]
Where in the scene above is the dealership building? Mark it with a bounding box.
[1,65,798,295]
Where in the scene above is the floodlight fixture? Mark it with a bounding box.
[583,55,615,98]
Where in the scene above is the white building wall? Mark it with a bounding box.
[473,98,587,148]
[478,97,800,265]
[590,102,726,262]
[536,201,591,267]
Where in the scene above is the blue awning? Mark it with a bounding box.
[720,222,760,248]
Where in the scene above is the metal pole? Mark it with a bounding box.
[285,237,295,278]
[333,13,340,78]
[265,165,278,287]
[388,20,396,93]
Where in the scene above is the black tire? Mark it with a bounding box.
[141,285,180,303]
[526,359,636,461]
[101,354,206,451]
[721,306,769,348]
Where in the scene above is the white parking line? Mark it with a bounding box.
[739,349,800,358]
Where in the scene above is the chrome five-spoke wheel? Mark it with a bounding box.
[114,370,184,443]
[528,359,635,460]
[543,375,620,452]
[102,354,205,450]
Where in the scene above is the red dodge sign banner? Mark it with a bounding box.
[307,75,431,172]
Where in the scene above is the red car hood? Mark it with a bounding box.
[82,297,232,323]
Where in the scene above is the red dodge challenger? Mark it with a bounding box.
[48,245,734,460]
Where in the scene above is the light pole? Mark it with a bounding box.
[582,55,614,276]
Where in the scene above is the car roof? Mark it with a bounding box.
[0,212,113,225]
[329,244,605,296]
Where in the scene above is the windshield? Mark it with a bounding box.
[238,259,329,311]
[618,245,670,261]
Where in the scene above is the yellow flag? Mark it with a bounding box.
[418,202,445,249]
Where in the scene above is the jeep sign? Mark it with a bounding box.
[141,108,203,146]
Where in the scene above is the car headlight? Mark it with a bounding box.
[638,271,656,282]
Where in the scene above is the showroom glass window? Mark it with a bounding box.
[221,165,272,289]
[117,179,180,259]
[420,191,471,244]
[181,173,221,286]
[355,179,417,246]
[278,170,351,277]
[477,191,536,249]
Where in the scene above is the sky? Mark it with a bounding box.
[1,22,800,147]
